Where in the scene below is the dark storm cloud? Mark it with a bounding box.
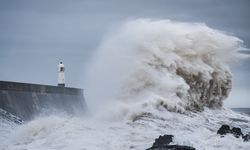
[0,0,249,106]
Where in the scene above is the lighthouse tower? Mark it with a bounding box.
[58,62,65,87]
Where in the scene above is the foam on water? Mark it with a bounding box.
[1,108,250,150]
[1,19,250,150]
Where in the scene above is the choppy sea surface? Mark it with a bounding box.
[1,107,250,150]
[232,108,250,116]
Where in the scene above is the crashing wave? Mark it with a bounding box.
[0,108,22,147]
[84,19,245,118]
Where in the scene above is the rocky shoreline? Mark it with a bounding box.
[147,125,249,150]
[217,125,250,142]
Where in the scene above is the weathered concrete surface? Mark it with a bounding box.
[0,81,87,120]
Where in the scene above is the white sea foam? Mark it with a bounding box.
[84,19,245,119]
[1,108,250,150]
[1,19,250,150]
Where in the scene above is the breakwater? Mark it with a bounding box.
[0,81,87,120]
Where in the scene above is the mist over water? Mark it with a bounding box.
[1,19,250,150]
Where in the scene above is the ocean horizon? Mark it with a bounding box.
[231,108,250,116]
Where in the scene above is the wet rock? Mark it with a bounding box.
[231,127,243,138]
[242,133,250,142]
[217,125,249,141]
[147,145,195,150]
[217,125,230,136]
[152,135,173,147]
[147,134,195,150]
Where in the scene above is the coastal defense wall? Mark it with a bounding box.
[0,81,87,120]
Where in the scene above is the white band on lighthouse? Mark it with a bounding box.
[58,62,65,87]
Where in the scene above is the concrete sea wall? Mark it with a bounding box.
[0,81,87,120]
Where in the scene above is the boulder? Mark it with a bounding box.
[147,134,195,150]
[231,127,243,138]
[148,145,195,150]
[217,125,230,136]
[243,133,250,142]
[152,135,173,147]
[217,125,249,141]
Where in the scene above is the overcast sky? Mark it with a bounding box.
[0,0,249,107]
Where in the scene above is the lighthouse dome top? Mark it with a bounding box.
[58,62,64,68]
[58,62,65,72]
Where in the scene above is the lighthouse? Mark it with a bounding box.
[58,62,65,87]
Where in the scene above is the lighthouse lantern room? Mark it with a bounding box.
[58,62,65,87]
